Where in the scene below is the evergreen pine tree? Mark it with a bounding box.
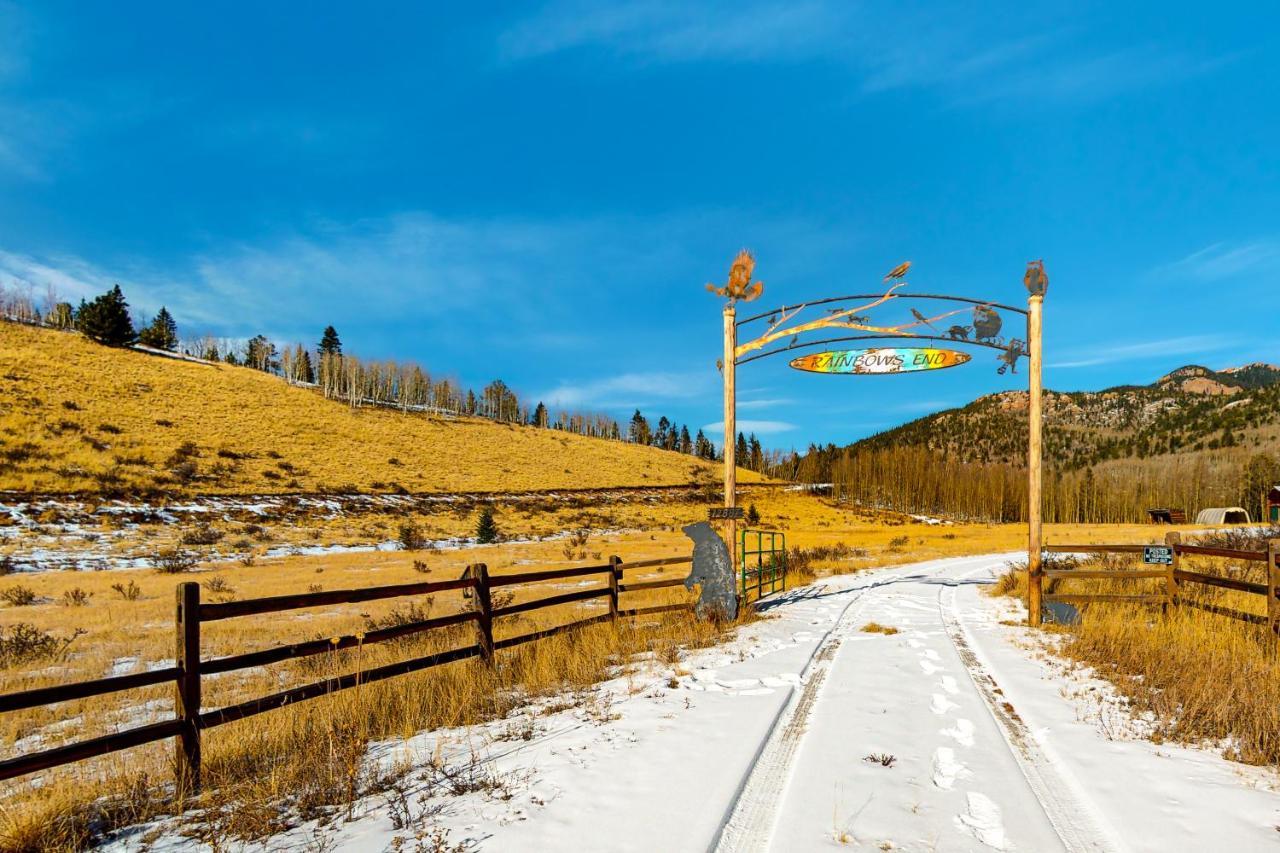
[694,429,711,459]
[246,335,279,372]
[532,401,549,427]
[138,306,178,351]
[318,325,342,355]
[679,425,693,455]
[300,350,315,383]
[655,416,671,448]
[746,503,761,526]
[629,410,652,445]
[749,434,764,472]
[75,285,137,346]
[736,432,749,463]
[475,506,499,544]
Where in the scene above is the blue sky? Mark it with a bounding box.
[1,1,1277,450]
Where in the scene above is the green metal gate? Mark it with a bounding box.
[740,529,787,601]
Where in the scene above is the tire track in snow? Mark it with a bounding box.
[938,564,1125,853]
[708,567,892,853]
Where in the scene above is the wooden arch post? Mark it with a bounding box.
[1027,292,1045,626]
[723,304,738,573]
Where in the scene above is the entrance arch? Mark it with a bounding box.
[709,256,1049,625]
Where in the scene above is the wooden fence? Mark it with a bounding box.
[1044,533,1280,629]
[0,555,694,792]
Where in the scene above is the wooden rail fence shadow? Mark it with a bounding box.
[1044,534,1280,629]
[0,554,695,792]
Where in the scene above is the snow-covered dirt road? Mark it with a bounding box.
[115,554,1280,852]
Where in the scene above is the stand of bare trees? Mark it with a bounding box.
[822,445,1280,523]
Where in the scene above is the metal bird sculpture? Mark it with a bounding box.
[910,307,938,332]
[1024,259,1049,296]
[883,261,911,282]
[706,249,765,304]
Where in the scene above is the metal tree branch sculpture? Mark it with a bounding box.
[732,265,983,361]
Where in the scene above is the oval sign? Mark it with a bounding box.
[789,347,972,375]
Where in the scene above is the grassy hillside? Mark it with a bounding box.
[0,322,737,495]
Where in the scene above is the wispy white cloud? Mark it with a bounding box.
[0,249,119,304]
[499,0,838,64]
[1049,334,1234,369]
[0,203,859,344]
[0,2,29,83]
[738,397,794,411]
[702,419,797,435]
[499,1,1227,104]
[1156,240,1280,281]
[539,371,712,410]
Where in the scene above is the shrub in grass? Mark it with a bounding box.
[61,588,92,607]
[0,623,84,667]
[110,580,141,601]
[180,525,223,546]
[398,521,427,551]
[1,585,37,607]
[153,548,197,574]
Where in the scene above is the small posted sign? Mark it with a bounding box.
[1143,545,1175,566]
[708,507,745,521]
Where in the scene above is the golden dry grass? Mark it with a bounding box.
[0,322,750,495]
[0,473,1196,849]
[3,612,728,851]
[991,543,1280,768]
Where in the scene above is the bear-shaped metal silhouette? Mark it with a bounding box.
[682,522,739,621]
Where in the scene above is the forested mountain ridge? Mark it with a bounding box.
[844,363,1280,470]
[790,362,1280,523]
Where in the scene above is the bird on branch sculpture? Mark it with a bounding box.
[883,260,911,281]
[707,249,764,305]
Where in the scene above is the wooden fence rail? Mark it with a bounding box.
[1042,535,1280,632]
[0,555,695,791]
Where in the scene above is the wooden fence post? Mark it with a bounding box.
[608,556,621,621]
[1268,539,1280,637]
[472,564,494,664]
[174,582,201,796]
[1164,531,1181,615]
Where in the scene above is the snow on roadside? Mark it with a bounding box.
[95,555,1280,852]
[101,569,858,852]
[959,563,1280,849]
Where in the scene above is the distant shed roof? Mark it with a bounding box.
[1195,507,1251,525]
